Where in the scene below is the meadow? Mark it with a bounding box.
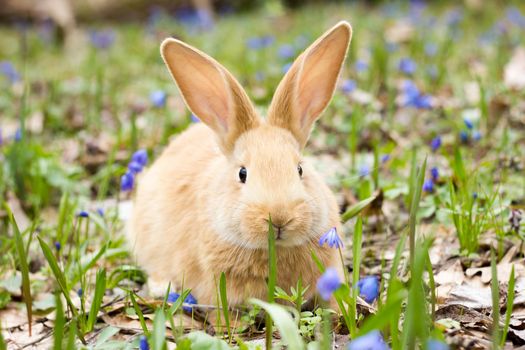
[1,1,525,349]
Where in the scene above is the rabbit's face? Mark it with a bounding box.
[213,124,327,249]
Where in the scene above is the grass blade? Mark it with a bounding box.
[500,265,515,347]
[250,299,304,350]
[54,293,65,350]
[87,268,106,332]
[5,204,32,336]
[408,157,427,266]
[130,291,149,336]
[491,249,500,348]
[341,195,377,223]
[152,308,166,350]
[219,272,232,342]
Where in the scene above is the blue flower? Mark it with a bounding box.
[347,330,390,350]
[121,171,135,192]
[381,154,391,163]
[424,43,438,57]
[167,292,198,312]
[0,61,21,83]
[139,335,149,350]
[282,63,292,74]
[398,58,416,75]
[131,149,148,168]
[319,227,343,249]
[14,128,22,142]
[89,29,115,50]
[54,242,61,251]
[316,267,341,301]
[277,44,295,59]
[246,35,275,50]
[426,339,449,350]
[423,179,434,193]
[341,79,356,94]
[460,130,469,143]
[506,7,525,28]
[430,167,439,181]
[128,161,143,174]
[445,8,463,27]
[77,211,89,218]
[356,276,380,303]
[77,288,83,297]
[190,114,200,123]
[401,80,432,109]
[430,136,442,152]
[355,60,369,72]
[463,118,473,130]
[472,130,481,141]
[359,164,370,177]
[175,7,214,31]
[150,90,167,108]
[96,208,104,217]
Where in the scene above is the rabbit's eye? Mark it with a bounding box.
[298,164,303,177]
[239,167,247,183]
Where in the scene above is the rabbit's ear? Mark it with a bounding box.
[267,21,352,148]
[161,38,259,153]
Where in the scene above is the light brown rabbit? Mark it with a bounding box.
[128,21,352,307]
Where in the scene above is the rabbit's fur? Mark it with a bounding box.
[128,22,352,306]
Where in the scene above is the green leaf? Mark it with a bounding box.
[87,268,107,332]
[219,272,232,342]
[341,195,377,223]
[152,308,166,350]
[250,299,304,350]
[5,204,33,336]
[94,326,120,348]
[185,331,232,350]
[54,293,65,350]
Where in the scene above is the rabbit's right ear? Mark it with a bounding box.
[161,39,260,153]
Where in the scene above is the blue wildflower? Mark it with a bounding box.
[413,94,432,109]
[430,136,442,152]
[77,211,89,218]
[460,130,469,143]
[319,227,343,249]
[190,114,200,123]
[150,90,167,108]
[398,58,416,75]
[128,161,143,174]
[0,61,21,83]
[121,171,135,192]
[139,335,149,350]
[359,164,370,177]
[167,292,198,312]
[341,79,356,94]
[506,7,525,28]
[54,242,61,251]
[423,179,434,193]
[77,288,83,297]
[401,80,432,109]
[445,8,463,27]
[246,35,275,50]
[430,167,439,181]
[355,60,369,72]
[14,128,22,142]
[381,154,391,163]
[424,43,438,57]
[316,267,341,301]
[472,130,481,141]
[356,276,380,303]
[472,192,478,200]
[97,208,104,217]
[89,29,115,50]
[277,44,295,59]
[131,149,148,167]
[463,118,473,130]
[347,330,390,350]
[282,63,292,74]
[426,339,449,350]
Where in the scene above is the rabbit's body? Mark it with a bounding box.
[130,123,340,305]
[128,21,352,306]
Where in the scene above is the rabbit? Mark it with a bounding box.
[128,21,352,308]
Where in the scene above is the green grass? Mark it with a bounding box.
[1,1,524,348]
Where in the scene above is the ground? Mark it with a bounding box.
[0,1,525,349]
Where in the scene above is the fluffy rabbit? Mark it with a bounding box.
[128,21,352,306]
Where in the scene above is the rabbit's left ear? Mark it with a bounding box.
[267,21,352,148]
